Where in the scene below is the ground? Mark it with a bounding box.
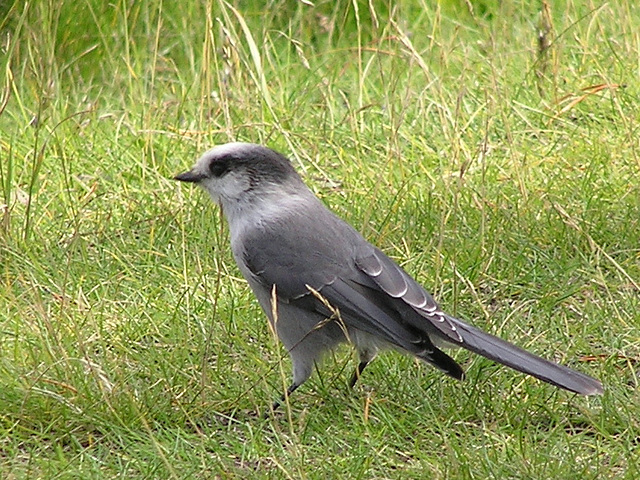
[0,1,638,478]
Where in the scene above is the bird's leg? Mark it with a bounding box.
[349,360,370,388]
[270,382,300,413]
[350,348,377,387]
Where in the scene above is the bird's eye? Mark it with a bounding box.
[209,160,229,178]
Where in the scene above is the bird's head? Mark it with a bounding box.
[174,142,301,207]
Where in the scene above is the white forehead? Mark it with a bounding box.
[197,142,258,164]
[209,141,258,156]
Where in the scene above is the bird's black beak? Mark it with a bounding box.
[174,170,206,183]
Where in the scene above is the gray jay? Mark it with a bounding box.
[175,142,603,407]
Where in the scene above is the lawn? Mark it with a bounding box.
[1,0,638,478]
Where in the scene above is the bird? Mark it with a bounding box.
[174,142,603,408]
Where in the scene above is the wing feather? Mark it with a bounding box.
[355,249,463,343]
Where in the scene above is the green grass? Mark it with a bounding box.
[1,0,639,478]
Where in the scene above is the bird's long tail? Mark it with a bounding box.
[446,316,603,395]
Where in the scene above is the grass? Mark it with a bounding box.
[1,0,638,478]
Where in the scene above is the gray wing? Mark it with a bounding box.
[240,214,464,378]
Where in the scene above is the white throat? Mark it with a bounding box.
[222,190,308,246]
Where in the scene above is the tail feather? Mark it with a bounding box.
[416,345,465,381]
[449,317,603,395]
